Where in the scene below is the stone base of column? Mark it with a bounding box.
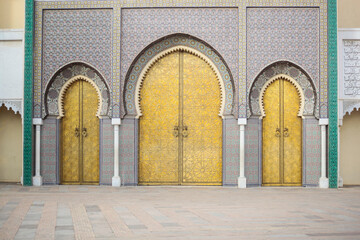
[338,177,344,188]
[238,177,247,188]
[112,176,121,187]
[319,177,329,188]
[32,176,43,186]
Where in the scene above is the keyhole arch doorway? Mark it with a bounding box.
[60,78,100,185]
[261,75,304,186]
[138,49,223,185]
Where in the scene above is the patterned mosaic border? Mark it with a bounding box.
[123,35,234,117]
[23,0,34,186]
[328,0,338,188]
[34,1,121,118]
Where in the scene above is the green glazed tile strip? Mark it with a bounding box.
[328,0,338,188]
[23,0,34,186]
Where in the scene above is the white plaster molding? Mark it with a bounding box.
[58,75,102,119]
[134,46,226,119]
[0,29,24,41]
[0,99,22,115]
[111,118,121,125]
[237,118,247,125]
[259,74,305,119]
[32,118,43,125]
[319,118,329,126]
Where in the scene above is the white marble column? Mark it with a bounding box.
[238,118,247,188]
[112,118,121,187]
[32,118,43,186]
[319,118,329,188]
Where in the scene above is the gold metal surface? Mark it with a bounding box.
[182,52,222,185]
[262,78,302,186]
[61,80,99,185]
[139,51,222,185]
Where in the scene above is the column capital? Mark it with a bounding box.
[32,118,43,125]
[319,118,329,126]
[111,118,121,126]
[237,118,247,125]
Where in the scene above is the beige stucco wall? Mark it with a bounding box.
[0,0,25,29]
[340,109,360,185]
[338,0,360,28]
[0,106,22,182]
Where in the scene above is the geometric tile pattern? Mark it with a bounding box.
[303,118,321,186]
[121,8,238,117]
[100,119,114,185]
[245,3,328,118]
[40,118,57,184]
[123,35,235,118]
[247,8,319,88]
[34,1,120,118]
[245,118,261,185]
[119,119,137,185]
[223,118,239,186]
[249,62,318,118]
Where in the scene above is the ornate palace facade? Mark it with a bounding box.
[13,0,340,187]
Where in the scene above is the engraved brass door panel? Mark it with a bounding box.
[139,51,222,185]
[61,80,99,185]
[262,78,302,186]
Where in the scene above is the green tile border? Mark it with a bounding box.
[23,0,34,186]
[328,0,338,188]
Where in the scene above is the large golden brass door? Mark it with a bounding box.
[139,51,222,185]
[61,80,99,184]
[262,78,302,186]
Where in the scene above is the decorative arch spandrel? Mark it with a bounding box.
[249,61,318,118]
[123,34,235,118]
[44,62,111,118]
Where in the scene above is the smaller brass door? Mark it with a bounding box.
[262,78,302,186]
[61,80,99,184]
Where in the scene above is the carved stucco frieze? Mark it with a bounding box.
[343,40,360,97]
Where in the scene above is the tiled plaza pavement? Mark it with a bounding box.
[0,185,360,240]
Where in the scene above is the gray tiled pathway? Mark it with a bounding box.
[0,184,360,239]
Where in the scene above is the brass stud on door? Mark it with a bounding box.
[275,127,281,137]
[75,127,80,137]
[82,128,87,137]
[173,126,179,137]
[283,128,289,137]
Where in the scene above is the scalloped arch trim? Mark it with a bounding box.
[259,74,305,119]
[58,76,102,119]
[135,46,226,118]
